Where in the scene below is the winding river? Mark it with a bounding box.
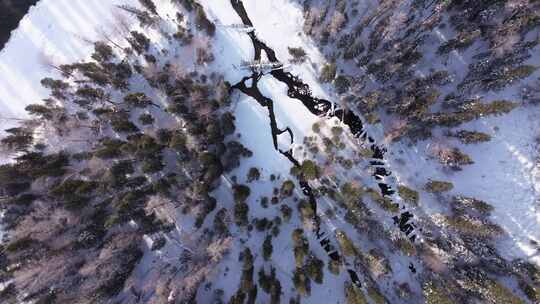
[228,0,419,286]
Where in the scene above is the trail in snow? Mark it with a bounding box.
[0,0,134,132]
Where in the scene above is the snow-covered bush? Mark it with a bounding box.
[425,180,454,193]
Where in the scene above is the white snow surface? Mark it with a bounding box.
[0,0,134,130]
[0,0,138,241]
[197,1,356,302]
[388,106,540,265]
[0,0,538,302]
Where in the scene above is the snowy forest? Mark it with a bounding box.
[0,0,539,303]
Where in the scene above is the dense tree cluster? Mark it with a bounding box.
[300,0,537,145]
[0,1,248,302]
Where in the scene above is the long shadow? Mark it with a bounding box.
[0,0,40,50]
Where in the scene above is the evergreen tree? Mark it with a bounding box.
[262,235,273,261]
[138,0,157,15]
[124,92,154,108]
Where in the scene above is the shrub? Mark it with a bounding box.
[425,180,454,193]
[519,281,539,302]
[221,112,236,135]
[320,63,337,83]
[437,30,480,54]
[341,183,363,206]
[1,128,33,151]
[223,141,253,171]
[312,122,321,133]
[255,217,270,232]
[367,287,385,304]
[213,208,229,235]
[195,5,215,36]
[234,201,249,226]
[239,248,254,292]
[423,281,453,304]
[305,255,324,284]
[155,128,172,145]
[124,92,153,108]
[292,229,309,267]
[328,259,341,275]
[394,237,416,256]
[196,47,214,65]
[345,283,368,304]
[247,167,260,182]
[450,130,491,144]
[292,268,311,296]
[365,249,392,276]
[262,235,273,261]
[152,177,171,195]
[269,275,282,304]
[484,280,525,304]
[280,180,295,197]
[435,147,473,169]
[138,0,157,14]
[331,126,343,137]
[344,42,365,60]
[288,47,307,63]
[521,261,540,283]
[169,132,187,152]
[336,230,358,257]
[298,199,315,222]
[334,75,350,94]
[141,156,164,173]
[138,113,154,125]
[260,196,269,208]
[444,215,504,238]
[397,185,419,205]
[6,236,36,252]
[229,292,246,304]
[233,184,251,202]
[110,113,139,133]
[368,188,399,212]
[109,160,134,187]
[8,193,38,206]
[426,100,518,128]
[452,196,494,215]
[280,205,292,222]
[258,268,272,293]
[291,160,321,180]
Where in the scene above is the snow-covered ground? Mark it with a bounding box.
[293,0,540,267]
[0,0,539,302]
[198,1,354,301]
[0,0,134,131]
[0,0,138,241]
[388,105,540,265]
[200,0,332,160]
[380,14,540,265]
